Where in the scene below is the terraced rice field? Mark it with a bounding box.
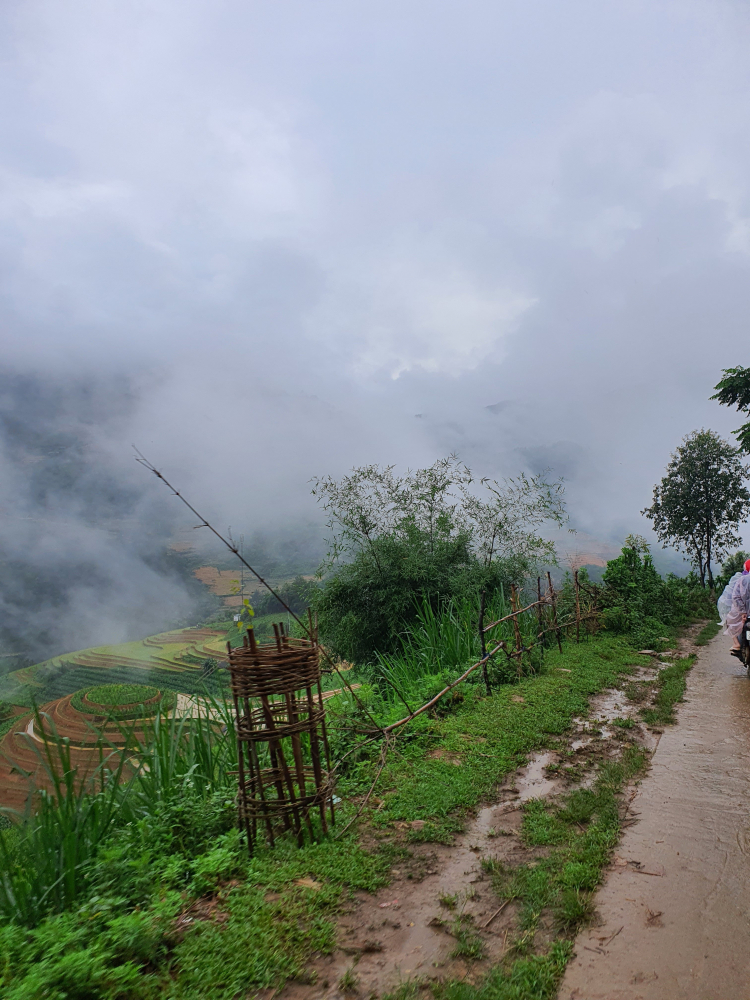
[0,626,230,705]
[0,692,164,811]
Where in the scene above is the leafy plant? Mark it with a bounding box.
[711,366,750,453]
[642,429,750,588]
[311,457,567,663]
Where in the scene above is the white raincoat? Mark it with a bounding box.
[718,572,743,631]
[725,573,750,638]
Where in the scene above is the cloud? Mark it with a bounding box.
[2,0,750,656]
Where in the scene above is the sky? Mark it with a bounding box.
[2,0,750,656]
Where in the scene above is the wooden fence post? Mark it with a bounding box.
[536,576,544,661]
[547,572,563,654]
[478,589,491,695]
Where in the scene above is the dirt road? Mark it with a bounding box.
[561,631,750,1000]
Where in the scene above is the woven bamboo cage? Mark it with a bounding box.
[226,621,334,853]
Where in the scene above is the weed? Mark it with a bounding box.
[439,892,458,910]
[612,717,635,729]
[339,967,360,993]
[482,747,649,953]
[432,941,572,1000]
[450,916,486,960]
[554,888,593,929]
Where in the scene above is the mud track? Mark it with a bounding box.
[281,633,699,1000]
[561,629,750,1000]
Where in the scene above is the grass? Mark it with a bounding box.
[694,620,721,646]
[0,612,697,1000]
[497,748,648,931]
[359,636,642,842]
[641,655,695,725]
[450,915,486,960]
[0,695,392,999]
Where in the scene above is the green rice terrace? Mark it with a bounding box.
[0,619,350,813]
[0,625,231,708]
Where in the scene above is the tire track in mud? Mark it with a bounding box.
[561,630,750,1000]
[280,641,679,1000]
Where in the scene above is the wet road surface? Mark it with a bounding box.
[560,632,750,1000]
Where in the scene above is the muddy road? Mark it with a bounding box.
[281,629,750,1000]
[562,630,750,1000]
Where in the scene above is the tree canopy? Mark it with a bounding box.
[641,429,750,588]
[710,366,750,452]
[310,456,568,662]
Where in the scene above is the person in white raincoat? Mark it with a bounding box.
[717,568,745,630]
[723,558,750,657]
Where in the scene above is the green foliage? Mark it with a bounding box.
[485,749,648,939]
[312,456,567,663]
[450,916,486,960]
[365,591,529,703]
[314,525,511,664]
[642,429,750,587]
[0,828,389,1000]
[715,550,750,591]
[353,636,643,835]
[250,575,318,618]
[711,366,750,453]
[0,695,239,925]
[601,541,715,647]
[427,942,572,1000]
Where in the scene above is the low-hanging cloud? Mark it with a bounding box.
[2,0,750,659]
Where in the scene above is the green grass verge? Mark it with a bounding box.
[489,747,647,934]
[362,636,643,843]
[641,655,695,726]
[694,620,721,646]
[0,819,393,1000]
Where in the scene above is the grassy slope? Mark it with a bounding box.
[368,636,641,842]
[1,633,668,1000]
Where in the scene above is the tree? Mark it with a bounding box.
[641,429,750,588]
[309,456,568,661]
[310,454,567,575]
[710,367,750,452]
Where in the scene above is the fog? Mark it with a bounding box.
[2,0,750,660]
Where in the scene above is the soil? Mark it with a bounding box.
[560,628,750,1000]
[280,635,690,1000]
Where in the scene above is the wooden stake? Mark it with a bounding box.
[536,577,544,660]
[478,589,491,695]
[547,572,563,654]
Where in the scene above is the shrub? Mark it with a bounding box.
[601,542,714,646]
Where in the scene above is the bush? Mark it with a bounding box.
[601,543,714,646]
[249,576,317,618]
[314,526,514,664]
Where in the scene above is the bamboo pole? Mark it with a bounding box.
[547,572,563,654]
[536,577,544,661]
[478,589,491,695]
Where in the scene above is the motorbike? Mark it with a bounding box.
[739,615,750,674]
